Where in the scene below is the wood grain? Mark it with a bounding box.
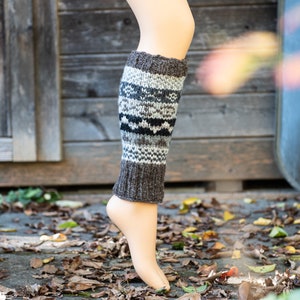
[0,138,12,161]
[6,0,37,161]
[59,5,277,55]
[58,0,277,11]
[62,93,275,142]
[0,138,282,186]
[33,0,62,161]
[60,52,275,99]
[0,0,6,137]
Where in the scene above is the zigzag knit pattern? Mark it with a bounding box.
[113,51,188,203]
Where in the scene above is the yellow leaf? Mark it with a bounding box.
[183,227,198,233]
[239,219,246,224]
[202,230,218,241]
[40,233,67,242]
[182,197,202,206]
[211,242,226,250]
[253,217,272,226]
[43,257,55,264]
[294,219,300,225]
[294,203,300,209]
[224,211,235,221]
[232,250,241,259]
[244,198,256,204]
[285,246,296,254]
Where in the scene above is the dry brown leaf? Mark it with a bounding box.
[177,293,201,300]
[67,275,101,291]
[82,260,103,269]
[42,264,58,274]
[30,258,43,269]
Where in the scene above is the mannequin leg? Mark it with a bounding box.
[107,0,194,291]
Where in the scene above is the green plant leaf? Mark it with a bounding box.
[58,220,79,229]
[246,264,276,273]
[182,283,209,294]
[269,226,288,238]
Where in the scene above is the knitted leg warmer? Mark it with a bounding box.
[113,51,187,204]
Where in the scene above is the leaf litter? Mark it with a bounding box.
[0,194,300,299]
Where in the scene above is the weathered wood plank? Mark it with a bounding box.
[6,0,37,161]
[0,0,9,137]
[0,138,282,186]
[61,52,275,99]
[33,0,62,161]
[0,138,12,161]
[59,5,277,55]
[63,93,275,142]
[58,0,277,11]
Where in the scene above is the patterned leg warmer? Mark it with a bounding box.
[113,51,188,203]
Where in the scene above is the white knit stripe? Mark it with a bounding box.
[122,143,169,164]
[122,66,186,91]
[119,97,179,120]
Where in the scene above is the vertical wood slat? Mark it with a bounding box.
[6,0,37,161]
[33,0,62,161]
[0,0,8,137]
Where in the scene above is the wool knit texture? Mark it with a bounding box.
[113,51,188,203]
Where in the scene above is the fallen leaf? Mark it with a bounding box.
[224,211,235,221]
[40,233,67,242]
[232,250,241,259]
[284,246,297,254]
[182,283,209,294]
[253,217,272,226]
[220,266,239,279]
[30,258,43,269]
[246,264,276,274]
[42,257,55,264]
[211,242,226,250]
[57,220,79,229]
[269,226,288,238]
[177,293,201,300]
[244,198,256,204]
[202,230,218,241]
[67,275,101,291]
[55,200,84,209]
[0,228,17,232]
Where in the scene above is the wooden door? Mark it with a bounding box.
[0,0,61,162]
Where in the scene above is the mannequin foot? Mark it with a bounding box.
[106,195,170,291]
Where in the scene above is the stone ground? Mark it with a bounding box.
[0,187,300,300]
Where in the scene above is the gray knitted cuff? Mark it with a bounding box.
[113,51,187,203]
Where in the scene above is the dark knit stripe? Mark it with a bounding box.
[119,82,182,103]
[126,51,188,77]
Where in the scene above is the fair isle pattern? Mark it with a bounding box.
[113,51,187,203]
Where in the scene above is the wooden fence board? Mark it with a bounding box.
[58,0,277,11]
[0,0,11,138]
[0,138,281,186]
[59,5,277,55]
[0,0,6,137]
[6,0,37,161]
[60,52,275,99]
[63,93,275,142]
[0,138,12,161]
[33,0,62,161]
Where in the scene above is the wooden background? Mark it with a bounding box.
[0,0,282,188]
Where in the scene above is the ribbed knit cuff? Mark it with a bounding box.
[113,160,165,203]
